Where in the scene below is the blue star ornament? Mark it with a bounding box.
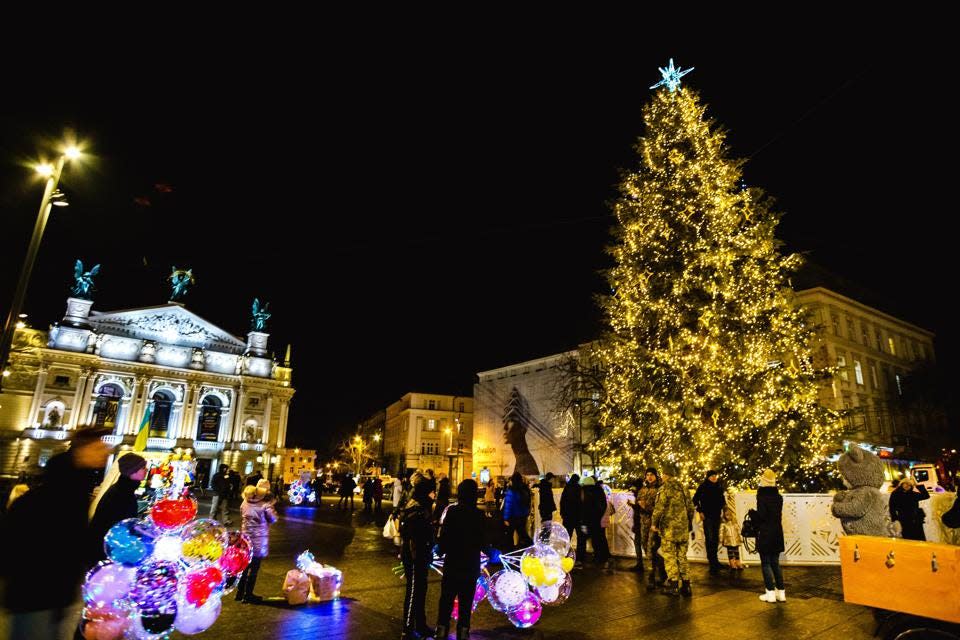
[650,58,694,92]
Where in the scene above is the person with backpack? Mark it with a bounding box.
[537,473,556,523]
[435,479,485,640]
[400,472,437,640]
[503,472,532,550]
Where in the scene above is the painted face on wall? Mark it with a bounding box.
[503,417,525,447]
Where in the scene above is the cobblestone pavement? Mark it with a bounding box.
[2,495,878,639]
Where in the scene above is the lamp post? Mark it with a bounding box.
[1,145,82,391]
[373,432,382,473]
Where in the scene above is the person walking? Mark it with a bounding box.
[693,469,724,575]
[559,474,585,568]
[88,453,147,565]
[580,476,611,570]
[755,469,786,603]
[537,473,556,523]
[339,473,357,510]
[435,479,485,640]
[236,479,278,603]
[483,480,496,516]
[503,472,532,550]
[651,461,694,597]
[374,477,384,512]
[1,424,112,640]
[210,464,233,525]
[889,476,930,541]
[400,473,437,640]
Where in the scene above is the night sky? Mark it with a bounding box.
[1,34,954,454]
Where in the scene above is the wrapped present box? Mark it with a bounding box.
[307,566,343,602]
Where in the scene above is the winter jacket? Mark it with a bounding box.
[651,477,694,542]
[693,479,724,519]
[392,480,403,507]
[339,476,357,497]
[537,479,556,518]
[213,471,232,498]
[503,486,530,521]
[484,485,496,504]
[400,498,434,563]
[245,472,263,487]
[241,494,278,558]
[889,485,930,540]
[0,451,98,612]
[437,502,486,575]
[88,475,141,564]
[754,487,785,555]
[434,478,451,521]
[559,482,581,527]
[581,485,608,525]
[719,515,743,547]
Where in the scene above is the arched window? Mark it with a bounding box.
[149,390,175,438]
[92,384,124,428]
[197,395,223,442]
[43,401,66,429]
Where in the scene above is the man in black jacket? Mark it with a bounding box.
[211,464,233,525]
[693,470,724,574]
[1,424,111,639]
[559,474,584,567]
[435,479,485,640]
[89,453,147,565]
[537,472,556,523]
[400,473,436,640]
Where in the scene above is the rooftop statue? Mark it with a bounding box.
[251,298,271,332]
[169,267,195,301]
[71,260,100,300]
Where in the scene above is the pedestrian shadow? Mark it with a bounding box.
[248,596,358,617]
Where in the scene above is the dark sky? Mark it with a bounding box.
[1,33,954,453]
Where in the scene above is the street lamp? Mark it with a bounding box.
[0,143,84,390]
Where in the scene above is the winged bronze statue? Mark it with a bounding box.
[251,298,271,332]
[71,260,101,300]
[169,267,195,301]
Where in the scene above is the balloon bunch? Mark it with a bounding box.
[80,490,253,640]
[287,479,316,505]
[486,522,575,628]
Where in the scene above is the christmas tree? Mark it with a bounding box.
[594,63,840,489]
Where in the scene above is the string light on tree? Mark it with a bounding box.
[594,62,841,489]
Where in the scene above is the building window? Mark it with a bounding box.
[291,456,295,462]
[249,397,260,407]
[846,317,856,341]
[427,419,437,431]
[870,363,879,389]
[875,328,883,351]
[428,400,436,410]
[854,360,864,386]
[888,337,896,356]
[54,375,70,386]
[895,374,903,396]
[831,314,841,337]
[149,390,175,438]
[92,383,124,429]
[860,323,869,347]
[421,441,439,455]
[459,402,465,413]
[837,353,848,381]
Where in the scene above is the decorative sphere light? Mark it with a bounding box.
[535,521,571,557]
[487,570,527,612]
[180,519,226,566]
[506,591,542,628]
[174,596,222,635]
[150,496,198,531]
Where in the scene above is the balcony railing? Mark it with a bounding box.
[193,441,225,452]
[146,437,178,450]
[101,435,124,446]
[22,428,69,440]
[234,442,265,452]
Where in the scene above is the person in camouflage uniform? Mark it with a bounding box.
[651,461,694,597]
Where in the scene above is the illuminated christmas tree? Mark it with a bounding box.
[595,65,840,489]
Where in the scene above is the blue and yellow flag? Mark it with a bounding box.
[133,403,154,452]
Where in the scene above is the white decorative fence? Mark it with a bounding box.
[534,489,959,567]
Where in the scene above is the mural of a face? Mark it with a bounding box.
[502,389,540,476]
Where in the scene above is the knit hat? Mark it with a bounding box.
[645,467,659,476]
[117,453,147,477]
[759,468,777,487]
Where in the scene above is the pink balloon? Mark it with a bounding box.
[83,563,136,608]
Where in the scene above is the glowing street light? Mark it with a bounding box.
[0,141,85,389]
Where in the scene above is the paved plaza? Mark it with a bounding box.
[1,495,878,639]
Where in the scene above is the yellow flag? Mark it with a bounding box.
[133,404,154,452]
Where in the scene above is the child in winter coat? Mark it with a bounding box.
[236,479,278,603]
[720,504,744,570]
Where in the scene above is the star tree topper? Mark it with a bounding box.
[650,58,694,92]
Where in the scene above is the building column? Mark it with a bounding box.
[127,376,147,435]
[183,383,199,439]
[27,365,49,428]
[276,400,289,448]
[261,394,273,445]
[231,386,246,441]
[69,368,91,429]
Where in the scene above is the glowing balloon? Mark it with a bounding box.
[80,602,131,640]
[180,519,226,566]
[521,545,562,587]
[133,560,180,612]
[535,521,571,556]
[487,570,528,611]
[561,556,575,573]
[473,574,488,611]
[149,496,198,531]
[152,535,184,563]
[218,531,253,576]
[537,570,572,606]
[182,564,225,607]
[128,608,177,640]
[104,518,158,566]
[83,562,136,608]
[175,596,222,635]
[506,591,542,628]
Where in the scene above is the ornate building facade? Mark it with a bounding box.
[0,288,294,485]
[384,393,473,484]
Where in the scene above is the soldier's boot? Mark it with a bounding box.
[679,579,692,597]
[660,580,680,596]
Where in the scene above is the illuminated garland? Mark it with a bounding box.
[595,82,841,490]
